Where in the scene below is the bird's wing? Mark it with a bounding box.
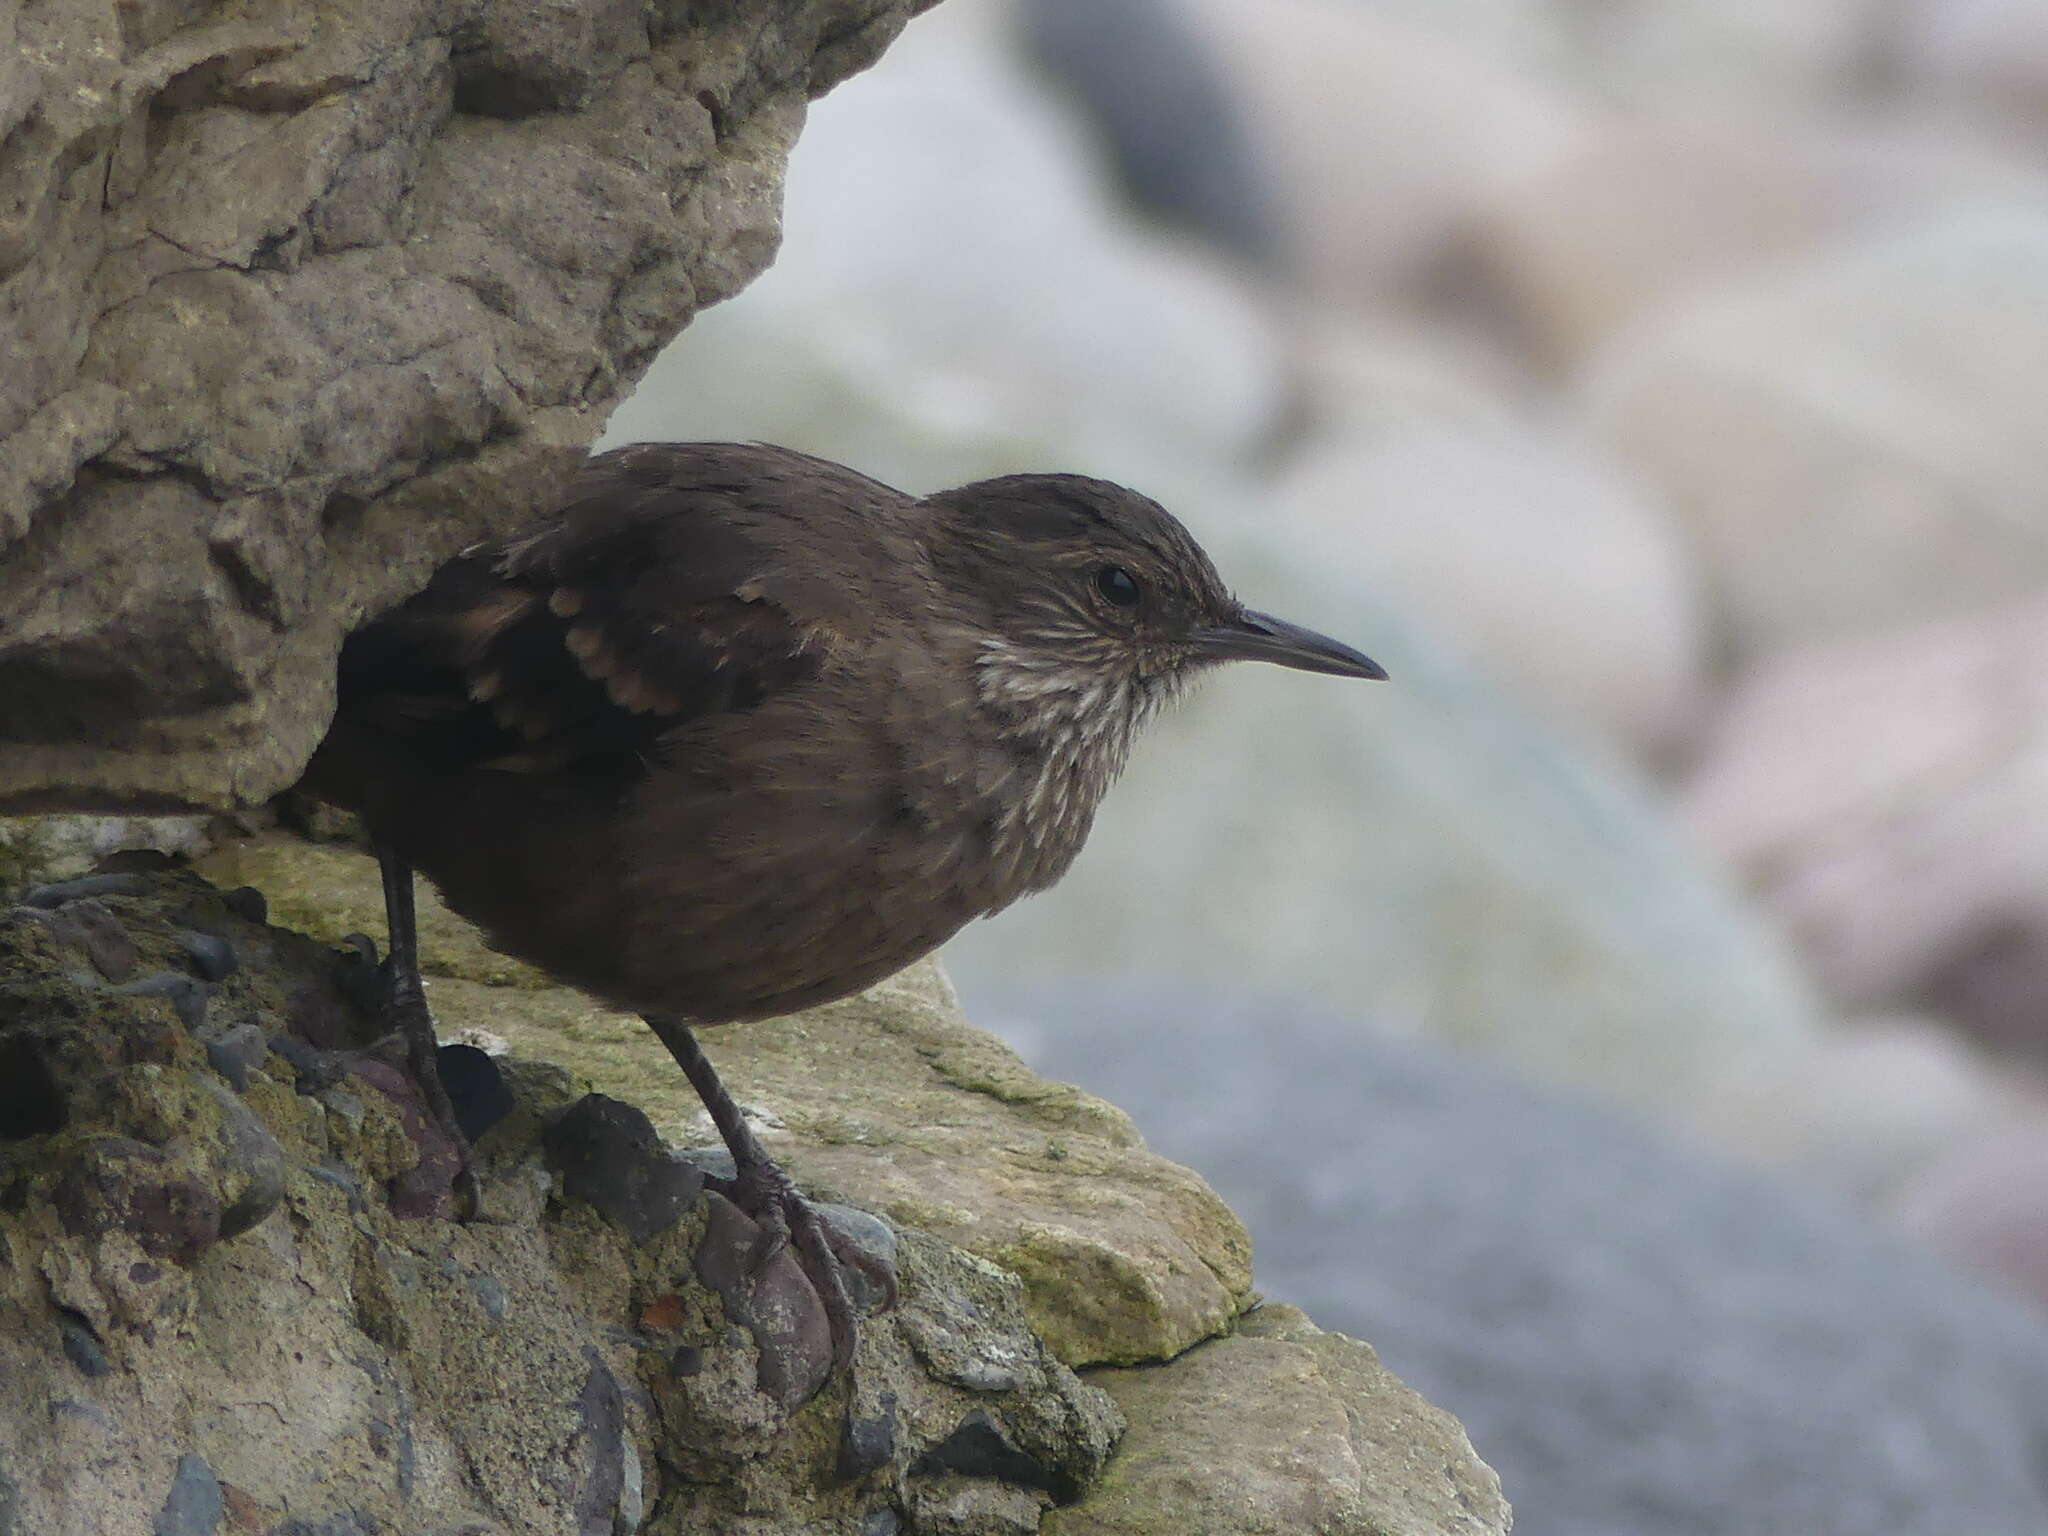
[337,450,843,781]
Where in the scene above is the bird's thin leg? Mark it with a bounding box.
[376,842,481,1218]
[642,1012,886,1371]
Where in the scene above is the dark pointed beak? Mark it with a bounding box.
[1191,609,1387,680]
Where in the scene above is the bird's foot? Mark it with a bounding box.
[707,1154,898,1372]
[337,933,490,1221]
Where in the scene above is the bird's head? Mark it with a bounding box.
[922,474,1384,727]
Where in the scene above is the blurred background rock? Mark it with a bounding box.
[15,0,2048,1527]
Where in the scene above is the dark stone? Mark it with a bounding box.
[54,1137,223,1263]
[569,1351,627,1536]
[219,885,268,924]
[333,934,386,1019]
[304,1162,368,1212]
[667,1345,702,1378]
[115,971,209,1032]
[55,1310,110,1379]
[199,1078,288,1240]
[13,899,138,980]
[693,1192,833,1410]
[345,1057,465,1221]
[913,1410,1068,1500]
[66,899,139,980]
[21,873,150,908]
[152,1452,223,1536]
[0,1036,65,1139]
[541,1094,704,1243]
[838,1390,898,1481]
[437,1043,513,1143]
[202,1024,269,1091]
[861,1512,902,1536]
[1017,0,1278,263]
[175,930,238,982]
[268,1034,347,1092]
[0,1465,19,1536]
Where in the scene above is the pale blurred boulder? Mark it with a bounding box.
[1693,1015,2015,1204]
[1470,117,1826,369]
[1265,423,1705,760]
[1178,0,1594,305]
[1680,596,2048,1064]
[1902,0,2048,144]
[1578,0,1892,106]
[1473,115,2047,370]
[1332,0,1572,76]
[603,0,1284,499]
[1588,206,2048,659]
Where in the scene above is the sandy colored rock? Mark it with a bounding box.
[1265,421,1703,760]
[197,827,1254,1366]
[1588,205,2048,659]
[1047,1305,1510,1536]
[0,0,937,814]
[0,851,1507,1535]
[0,862,1130,1534]
[1470,116,1828,369]
[1178,0,1592,304]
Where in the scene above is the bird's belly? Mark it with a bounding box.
[398,765,1012,1027]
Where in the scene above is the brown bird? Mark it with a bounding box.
[299,440,1383,1362]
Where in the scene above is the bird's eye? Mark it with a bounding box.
[1094,566,1141,607]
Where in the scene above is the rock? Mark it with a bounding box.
[1015,0,1278,262]
[1049,1308,1508,1536]
[1678,596,2048,1064]
[370,915,1258,1367]
[1588,206,2048,659]
[0,0,939,814]
[1177,0,1593,304]
[1576,0,1891,106]
[0,857,1503,1535]
[1694,1015,2018,1205]
[1894,1117,2048,1312]
[600,0,1286,503]
[1265,421,1704,759]
[1469,115,1830,369]
[1004,981,2048,1536]
[0,863,1132,1533]
[1902,0,2048,143]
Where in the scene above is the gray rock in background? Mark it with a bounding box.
[994,982,2048,1536]
[1016,0,1279,263]
[0,0,936,813]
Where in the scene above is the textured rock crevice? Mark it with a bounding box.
[0,0,937,813]
[0,853,1510,1534]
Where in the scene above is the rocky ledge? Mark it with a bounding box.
[0,846,1507,1534]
